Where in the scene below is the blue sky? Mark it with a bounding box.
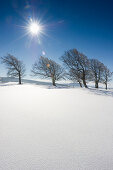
[0,0,113,77]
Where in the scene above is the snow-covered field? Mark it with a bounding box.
[0,79,113,170]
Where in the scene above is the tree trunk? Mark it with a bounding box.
[52,77,56,86]
[19,72,21,84]
[78,81,82,87]
[82,71,88,88]
[83,79,88,88]
[95,81,98,88]
[105,83,107,90]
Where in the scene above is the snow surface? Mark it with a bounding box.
[0,79,113,170]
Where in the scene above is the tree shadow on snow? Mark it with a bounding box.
[0,77,113,97]
[86,87,113,97]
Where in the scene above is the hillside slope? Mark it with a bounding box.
[0,82,113,170]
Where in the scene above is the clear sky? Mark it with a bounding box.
[0,0,113,77]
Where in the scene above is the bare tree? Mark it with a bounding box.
[102,66,112,90]
[1,54,25,84]
[61,49,90,88]
[31,56,65,86]
[90,59,104,88]
[68,69,83,87]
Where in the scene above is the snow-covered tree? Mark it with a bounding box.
[1,54,25,84]
[31,56,65,86]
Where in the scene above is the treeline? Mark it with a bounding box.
[61,49,113,89]
[1,49,112,89]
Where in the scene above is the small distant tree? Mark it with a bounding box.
[31,56,65,86]
[61,49,90,88]
[102,66,112,90]
[90,59,104,88]
[1,54,25,84]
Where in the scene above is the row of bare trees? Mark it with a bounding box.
[1,54,65,86]
[61,49,112,89]
[1,49,112,89]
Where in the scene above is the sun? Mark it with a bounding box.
[28,21,42,36]
[17,17,46,42]
[29,22,42,36]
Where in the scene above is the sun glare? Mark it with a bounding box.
[17,17,46,43]
[29,22,42,36]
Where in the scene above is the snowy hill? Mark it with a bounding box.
[0,78,113,170]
